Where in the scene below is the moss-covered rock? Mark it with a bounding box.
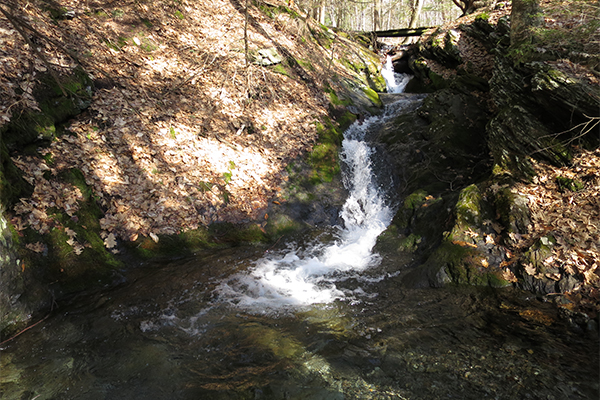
[3,66,93,150]
[419,241,510,288]
[376,89,491,197]
[0,139,33,207]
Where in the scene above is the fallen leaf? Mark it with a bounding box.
[524,263,536,276]
[149,232,160,243]
[26,242,47,253]
[104,233,117,249]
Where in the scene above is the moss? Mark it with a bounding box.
[475,11,490,21]
[297,59,316,72]
[265,214,303,238]
[454,184,483,229]
[3,66,92,150]
[325,85,352,107]
[308,118,343,184]
[209,222,267,244]
[429,242,510,288]
[398,233,422,253]
[404,190,429,210]
[257,2,301,19]
[129,227,214,259]
[362,87,382,108]
[336,111,358,132]
[25,168,123,291]
[129,222,270,259]
[428,70,449,90]
[556,176,584,192]
[271,63,292,78]
[309,142,340,184]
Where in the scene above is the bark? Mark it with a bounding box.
[407,0,424,29]
[373,0,381,31]
[510,0,542,48]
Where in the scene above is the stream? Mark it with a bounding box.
[0,62,598,400]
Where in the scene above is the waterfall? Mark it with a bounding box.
[214,70,415,314]
[215,121,398,313]
[382,55,411,94]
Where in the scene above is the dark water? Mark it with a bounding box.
[0,244,598,400]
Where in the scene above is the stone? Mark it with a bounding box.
[253,47,283,66]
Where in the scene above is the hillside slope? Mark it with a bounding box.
[1,0,385,243]
[0,0,383,335]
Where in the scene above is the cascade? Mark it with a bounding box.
[214,69,415,313]
[382,55,411,94]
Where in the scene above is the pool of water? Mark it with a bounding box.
[0,244,598,400]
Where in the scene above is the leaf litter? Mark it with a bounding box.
[1,0,371,250]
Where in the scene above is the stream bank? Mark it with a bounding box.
[375,1,599,331]
[0,0,385,338]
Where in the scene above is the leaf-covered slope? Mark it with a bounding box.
[1,0,382,245]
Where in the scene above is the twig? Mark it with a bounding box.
[0,313,51,346]
[265,235,284,253]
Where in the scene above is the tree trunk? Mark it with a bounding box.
[407,0,424,29]
[373,0,381,31]
[401,0,423,44]
[319,3,326,24]
[510,0,542,48]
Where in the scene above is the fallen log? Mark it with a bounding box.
[364,27,434,37]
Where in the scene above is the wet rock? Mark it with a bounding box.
[0,208,51,338]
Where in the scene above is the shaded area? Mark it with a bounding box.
[0,245,597,399]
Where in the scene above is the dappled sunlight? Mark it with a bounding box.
[2,0,379,254]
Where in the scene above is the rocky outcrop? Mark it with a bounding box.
[376,4,599,328]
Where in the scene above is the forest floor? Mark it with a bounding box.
[1,0,364,249]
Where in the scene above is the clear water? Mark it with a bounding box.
[0,250,597,399]
[0,93,598,400]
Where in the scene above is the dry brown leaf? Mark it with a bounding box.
[104,233,117,249]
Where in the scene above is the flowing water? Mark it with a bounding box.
[1,66,598,400]
[382,56,411,94]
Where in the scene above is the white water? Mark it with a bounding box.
[382,55,411,94]
[214,67,412,313]
[215,122,397,312]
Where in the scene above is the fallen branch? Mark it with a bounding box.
[0,313,51,346]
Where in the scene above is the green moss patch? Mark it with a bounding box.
[426,241,511,288]
[308,119,344,184]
